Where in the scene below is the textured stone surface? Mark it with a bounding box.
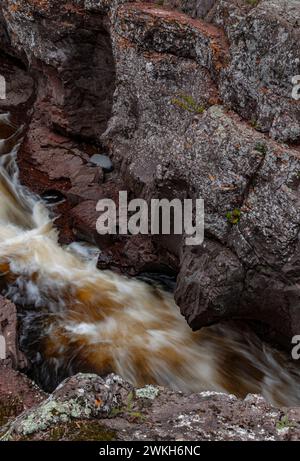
[0,296,45,431]
[1,373,300,441]
[1,0,117,140]
[1,373,132,439]
[0,296,27,369]
[211,0,300,142]
[146,0,217,18]
[0,54,34,115]
[0,364,46,426]
[101,2,300,344]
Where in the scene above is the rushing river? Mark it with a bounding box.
[0,113,300,406]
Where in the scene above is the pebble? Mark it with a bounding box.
[89,154,113,172]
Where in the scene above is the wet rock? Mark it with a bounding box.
[100,2,300,345]
[70,200,100,244]
[1,373,132,440]
[41,189,66,205]
[0,365,47,430]
[2,373,300,441]
[0,296,27,369]
[16,113,105,242]
[0,297,45,433]
[146,0,217,19]
[0,53,34,120]
[97,233,178,276]
[70,177,128,246]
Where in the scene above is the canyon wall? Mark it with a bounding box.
[0,0,299,346]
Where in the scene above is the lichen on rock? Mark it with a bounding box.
[136,385,160,400]
[1,372,300,441]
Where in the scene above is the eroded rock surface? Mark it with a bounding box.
[211,0,300,142]
[146,1,218,19]
[0,364,46,429]
[1,373,300,441]
[1,0,117,140]
[0,296,46,430]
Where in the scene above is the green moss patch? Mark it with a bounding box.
[171,94,205,115]
[226,208,241,225]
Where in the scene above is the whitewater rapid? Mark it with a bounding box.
[0,113,300,406]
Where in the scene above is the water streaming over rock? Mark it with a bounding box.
[0,114,300,406]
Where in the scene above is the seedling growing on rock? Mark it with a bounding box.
[254,142,267,155]
[109,392,146,422]
[226,208,241,225]
[276,415,294,431]
[250,118,261,130]
[171,94,205,115]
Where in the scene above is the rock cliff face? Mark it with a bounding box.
[0,0,299,347]
[103,0,300,344]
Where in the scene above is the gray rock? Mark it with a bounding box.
[89,154,114,172]
[210,0,300,142]
[0,0,118,141]
[0,296,27,369]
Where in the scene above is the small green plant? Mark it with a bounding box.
[109,392,146,421]
[246,0,259,6]
[254,142,267,155]
[276,415,294,431]
[251,118,261,130]
[171,94,205,115]
[226,208,241,225]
